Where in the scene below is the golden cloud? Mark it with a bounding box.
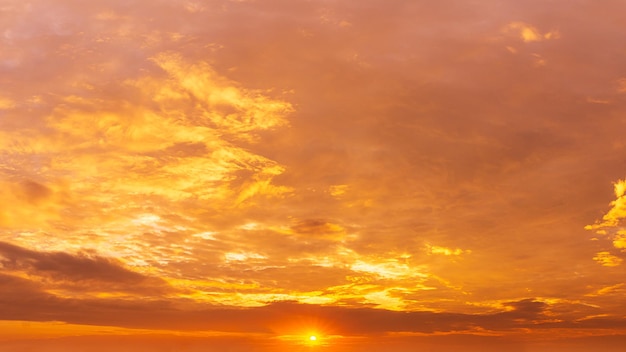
[586,181,626,227]
[426,244,470,256]
[585,179,626,262]
[593,251,622,267]
[613,230,626,250]
[504,22,560,43]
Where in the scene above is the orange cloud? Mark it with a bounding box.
[618,78,626,93]
[504,22,560,42]
[3,0,626,349]
[0,96,15,109]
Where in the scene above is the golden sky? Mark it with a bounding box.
[1,0,626,351]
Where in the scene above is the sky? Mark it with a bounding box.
[1,0,626,351]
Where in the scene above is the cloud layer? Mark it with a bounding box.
[1,0,626,350]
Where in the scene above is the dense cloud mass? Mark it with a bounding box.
[1,0,626,350]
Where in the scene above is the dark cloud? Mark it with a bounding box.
[289,219,348,242]
[0,274,63,321]
[0,241,143,282]
[502,298,548,319]
[0,241,173,295]
[0,288,623,334]
[0,273,51,301]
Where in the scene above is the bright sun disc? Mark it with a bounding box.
[309,335,317,341]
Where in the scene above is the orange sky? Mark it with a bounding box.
[1,0,626,351]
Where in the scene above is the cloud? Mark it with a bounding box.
[0,241,141,281]
[0,179,65,228]
[0,241,173,295]
[2,0,626,347]
[0,291,601,334]
[0,273,52,303]
[0,241,611,335]
[150,51,292,139]
[504,22,560,42]
[18,180,53,203]
[426,244,470,256]
[586,283,624,297]
[289,219,347,240]
[593,251,623,267]
[350,260,422,281]
[614,230,626,249]
[585,179,626,265]
[586,179,626,230]
[0,45,295,278]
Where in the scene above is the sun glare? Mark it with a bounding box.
[305,333,322,347]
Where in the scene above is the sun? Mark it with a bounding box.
[305,334,322,346]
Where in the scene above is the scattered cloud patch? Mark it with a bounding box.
[426,244,470,256]
[585,179,626,265]
[504,22,560,42]
[593,251,622,267]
